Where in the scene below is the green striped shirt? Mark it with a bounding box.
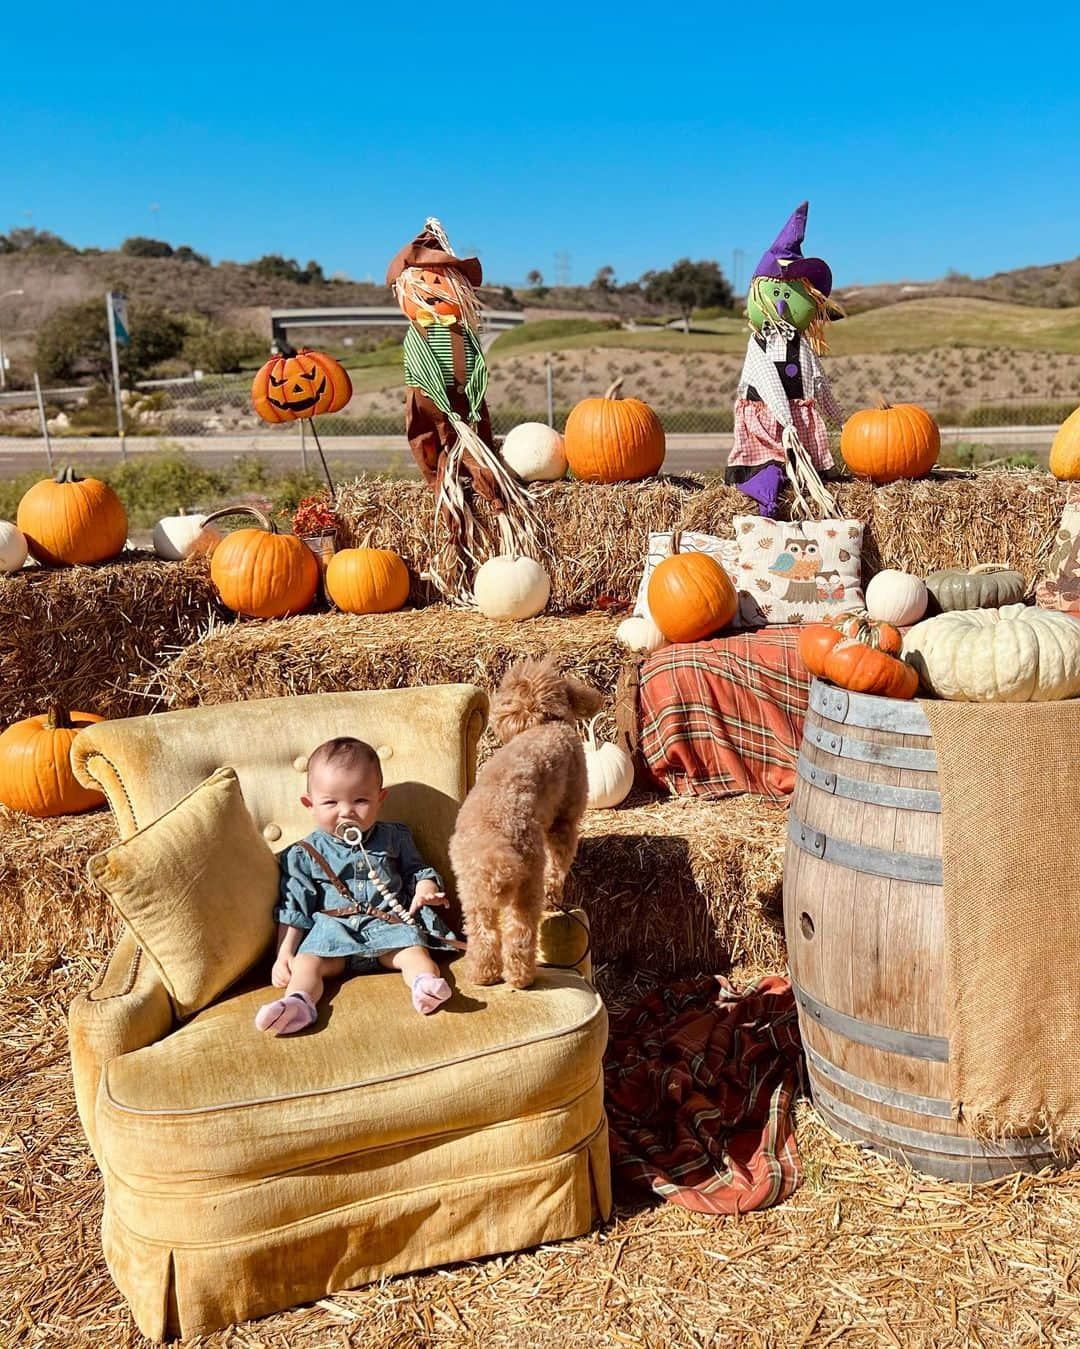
[402,323,488,423]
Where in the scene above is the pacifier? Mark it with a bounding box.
[335,821,366,847]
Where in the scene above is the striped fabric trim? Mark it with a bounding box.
[402,324,488,422]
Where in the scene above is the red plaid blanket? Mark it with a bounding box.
[639,627,810,802]
[604,975,804,1214]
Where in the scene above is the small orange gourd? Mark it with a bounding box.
[203,505,319,618]
[563,379,666,483]
[647,531,736,643]
[0,706,106,816]
[797,623,843,677]
[251,348,353,423]
[822,640,919,700]
[325,544,410,614]
[16,467,128,566]
[840,398,940,484]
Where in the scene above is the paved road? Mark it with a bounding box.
[0,426,1055,479]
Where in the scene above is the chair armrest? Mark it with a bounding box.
[68,930,173,1164]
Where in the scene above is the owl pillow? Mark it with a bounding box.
[1036,484,1080,613]
[732,515,864,625]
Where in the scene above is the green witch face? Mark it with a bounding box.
[747,276,819,334]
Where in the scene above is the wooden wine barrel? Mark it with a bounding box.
[784,677,1055,1182]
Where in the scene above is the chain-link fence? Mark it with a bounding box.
[2,342,1078,443]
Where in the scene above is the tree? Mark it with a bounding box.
[591,265,616,292]
[526,269,544,287]
[36,297,186,383]
[0,227,77,255]
[642,258,734,332]
[121,236,174,258]
[173,244,210,265]
[249,254,326,286]
[182,318,263,373]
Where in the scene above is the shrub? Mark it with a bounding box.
[182,319,264,374]
[36,299,186,383]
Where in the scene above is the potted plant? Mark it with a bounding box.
[288,491,338,582]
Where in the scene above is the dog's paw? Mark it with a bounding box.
[502,963,537,990]
[464,956,502,987]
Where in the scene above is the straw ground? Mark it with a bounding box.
[6,945,1080,1348]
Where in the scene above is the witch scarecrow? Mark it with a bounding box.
[386,218,541,601]
[727,202,845,519]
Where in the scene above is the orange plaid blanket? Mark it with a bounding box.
[604,975,804,1214]
[638,627,810,802]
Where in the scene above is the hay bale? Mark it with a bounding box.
[0,806,118,954]
[152,608,631,758]
[0,553,222,729]
[0,788,786,978]
[333,470,1065,612]
[572,794,787,975]
[852,470,1066,583]
[335,475,703,613]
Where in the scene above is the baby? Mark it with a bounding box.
[255,736,457,1034]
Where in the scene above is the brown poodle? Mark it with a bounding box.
[449,656,602,989]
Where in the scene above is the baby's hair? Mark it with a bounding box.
[306,737,383,788]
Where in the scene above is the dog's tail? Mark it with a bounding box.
[490,655,602,743]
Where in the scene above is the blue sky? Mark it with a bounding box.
[3,5,1079,292]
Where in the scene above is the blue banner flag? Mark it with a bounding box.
[109,292,130,347]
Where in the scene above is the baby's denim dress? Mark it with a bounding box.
[276,823,459,972]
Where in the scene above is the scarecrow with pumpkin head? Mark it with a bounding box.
[728,201,845,518]
[387,219,541,600]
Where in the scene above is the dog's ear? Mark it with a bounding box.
[564,677,603,721]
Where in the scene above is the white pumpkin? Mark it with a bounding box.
[501,423,567,482]
[865,569,928,627]
[473,555,551,620]
[583,717,634,809]
[903,604,1080,702]
[153,511,220,560]
[617,613,668,654]
[0,520,28,573]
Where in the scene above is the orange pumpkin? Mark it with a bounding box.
[251,349,353,423]
[840,399,940,484]
[563,379,666,483]
[16,467,128,566]
[647,531,736,642]
[798,623,843,676]
[0,706,105,816]
[204,505,319,618]
[822,640,919,700]
[398,267,462,321]
[325,544,410,614]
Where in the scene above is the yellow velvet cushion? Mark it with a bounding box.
[87,767,278,1018]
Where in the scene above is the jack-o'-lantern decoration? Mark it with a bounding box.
[251,348,352,423]
[398,267,464,323]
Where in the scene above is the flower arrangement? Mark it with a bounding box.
[289,491,337,539]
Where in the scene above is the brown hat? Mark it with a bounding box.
[385,221,483,288]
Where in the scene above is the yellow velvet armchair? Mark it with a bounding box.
[68,685,611,1340]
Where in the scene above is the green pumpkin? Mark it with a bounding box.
[747,276,819,334]
[926,565,1025,612]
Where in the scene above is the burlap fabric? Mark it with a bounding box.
[923,699,1080,1147]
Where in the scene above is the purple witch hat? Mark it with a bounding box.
[752,201,832,297]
